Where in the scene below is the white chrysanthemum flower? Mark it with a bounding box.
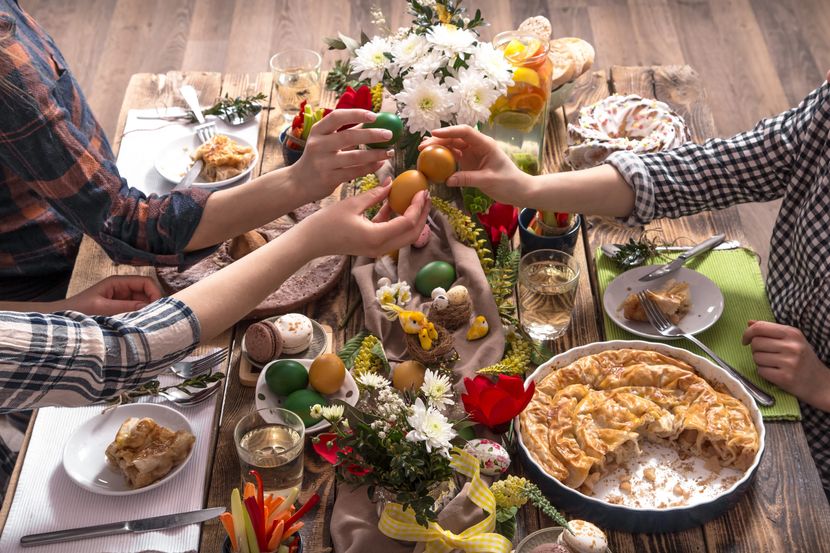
[395,76,452,134]
[445,68,501,126]
[390,33,429,77]
[426,25,477,56]
[321,404,344,421]
[420,369,454,409]
[405,398,456,456]
[357,372,390,389]
[310,404,324,420]
[470,42,514,93]
[353,36,393,82]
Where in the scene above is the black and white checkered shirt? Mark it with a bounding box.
[0,297,200,495]
[607,78,830,498]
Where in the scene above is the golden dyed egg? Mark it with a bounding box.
[308,353,346,395]
[392,360,427,391]
[389,170,428,215]
[417,144,456,184]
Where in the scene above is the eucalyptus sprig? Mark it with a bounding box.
[106,371,226,408]
[186,93,267,123]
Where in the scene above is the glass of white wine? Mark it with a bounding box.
[234,407,305,497]
[269,49,322,122]
[518,249,581,341]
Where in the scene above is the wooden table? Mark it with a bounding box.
[3,65,829,552]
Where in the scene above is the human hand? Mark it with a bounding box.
[742,320,830,410]
[62,275,163,316]
[289,109,395,203]
[420,125,535,205]
[299,178,430,258]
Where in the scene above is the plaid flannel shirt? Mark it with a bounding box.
[607,78,830,497]
[0,0,213,286]
[0,297,200,495]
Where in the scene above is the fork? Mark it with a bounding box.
[637,291,775,407]
[169,348,228,379]
[160,381,222,406]
[180,85,216,143]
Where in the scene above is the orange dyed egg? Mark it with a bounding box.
[417,145,456,184]
[389,170,428,215]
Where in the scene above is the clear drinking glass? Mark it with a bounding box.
[269,49,322,121]
[518,249,580,341]
[234,407,305,497]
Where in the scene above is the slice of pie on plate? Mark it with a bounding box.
[622,280,691,324]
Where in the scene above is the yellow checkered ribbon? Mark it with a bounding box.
[377,448,512,553]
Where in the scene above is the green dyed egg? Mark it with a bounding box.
[415,261,456,296]
[265,359,308,397]
[363,112,403,149]
[284,388,327,427]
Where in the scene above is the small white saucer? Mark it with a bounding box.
[603,266,724,339]
[63,403,194,496]
[154,132,257,188]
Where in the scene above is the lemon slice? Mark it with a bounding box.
[503,39,527,61]
[492,111,536,131]
[512,67,541,88]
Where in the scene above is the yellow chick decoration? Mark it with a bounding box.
[466,315,489,341]
[382,303,430,335]
[418,322,439,351]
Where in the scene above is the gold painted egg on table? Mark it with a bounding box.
[392,360,427,391]
[309,353,346,395]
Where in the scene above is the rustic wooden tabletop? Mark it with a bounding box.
[3,65,829,553]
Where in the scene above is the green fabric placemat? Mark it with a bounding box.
[596,247,801,421]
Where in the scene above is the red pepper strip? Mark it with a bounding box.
[219,512,237,552]
[244,495,267,551]
[250,470,265,511]
[284,494,319,529]
[556,212,570,227]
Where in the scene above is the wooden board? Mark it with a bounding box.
[237,323,334,387]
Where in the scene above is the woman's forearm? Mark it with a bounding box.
[175,222,322,339]
[523,164,636,217]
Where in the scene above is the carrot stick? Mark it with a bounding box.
[244,481,256,500]
[266,520,284,551]
[219,512,238,552]
[282,521,304,540]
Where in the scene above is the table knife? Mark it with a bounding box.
[639,234,726,282]
[20,506,224,547]
[173,159,203,192]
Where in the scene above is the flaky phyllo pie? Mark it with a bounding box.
[623,280,691,324]
[520,349,759,493]
[193,134,255,182]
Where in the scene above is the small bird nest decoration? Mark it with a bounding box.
[428,300,471,331]
[405,323,455,365]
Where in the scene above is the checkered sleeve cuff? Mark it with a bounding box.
[605,151,656,226]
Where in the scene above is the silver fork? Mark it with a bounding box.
[180,85,216,143]
[160,382,222,406]
[169,348,228,379]
[637,291,775,407]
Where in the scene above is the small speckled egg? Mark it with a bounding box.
[413,224,431,248]
[463,438,510,476]
[446,285,470,306]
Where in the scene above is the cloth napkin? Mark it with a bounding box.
[116,108,261,197]
[351,210,506,382]
[596,248,801,420]
[0,356,224,553]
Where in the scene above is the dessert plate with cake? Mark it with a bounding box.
[603,266,724,339]
[63,403,196,496]
[155,133,257,188]
[516,340,765,533]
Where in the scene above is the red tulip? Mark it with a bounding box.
[478,202,518,247]
[461,375,535,432]
[335,85,374,131]
[312,432,372,476]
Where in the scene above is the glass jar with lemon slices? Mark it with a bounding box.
[484,31,553,177]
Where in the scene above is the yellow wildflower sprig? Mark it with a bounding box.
[355,173,381,218]
[477,333,532,377]
[353,334,385,377]
[371,83,384,112]
[432,197,494,272]
[492,476,571,532]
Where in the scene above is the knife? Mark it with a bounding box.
[173,159,204,192]
[20,506,224,547]
[638,234,726,282]
[601,240,741,258]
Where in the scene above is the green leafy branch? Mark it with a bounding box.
[187,93,267,123]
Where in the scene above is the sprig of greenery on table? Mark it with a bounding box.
[105,372,225,407]
[487,234,521,324]
[185,92,267,123]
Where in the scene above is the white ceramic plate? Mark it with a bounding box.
[241,317,329,369]
[63,403,195,496]
[603,266,724,339]
[154,133,257,188]
[516,340,765,522]
[254,358,359,435]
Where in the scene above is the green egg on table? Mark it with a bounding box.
[363,112,403,149]
[415,261,456,296]
[284,388,327,427]
[264,359,308,397]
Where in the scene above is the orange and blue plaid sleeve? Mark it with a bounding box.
[0,3,215,270]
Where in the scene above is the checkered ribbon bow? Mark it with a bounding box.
[377,448,512,553]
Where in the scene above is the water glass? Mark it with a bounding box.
[269,49,322,121]
[518,249,580,341]
[234,407,305,497]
